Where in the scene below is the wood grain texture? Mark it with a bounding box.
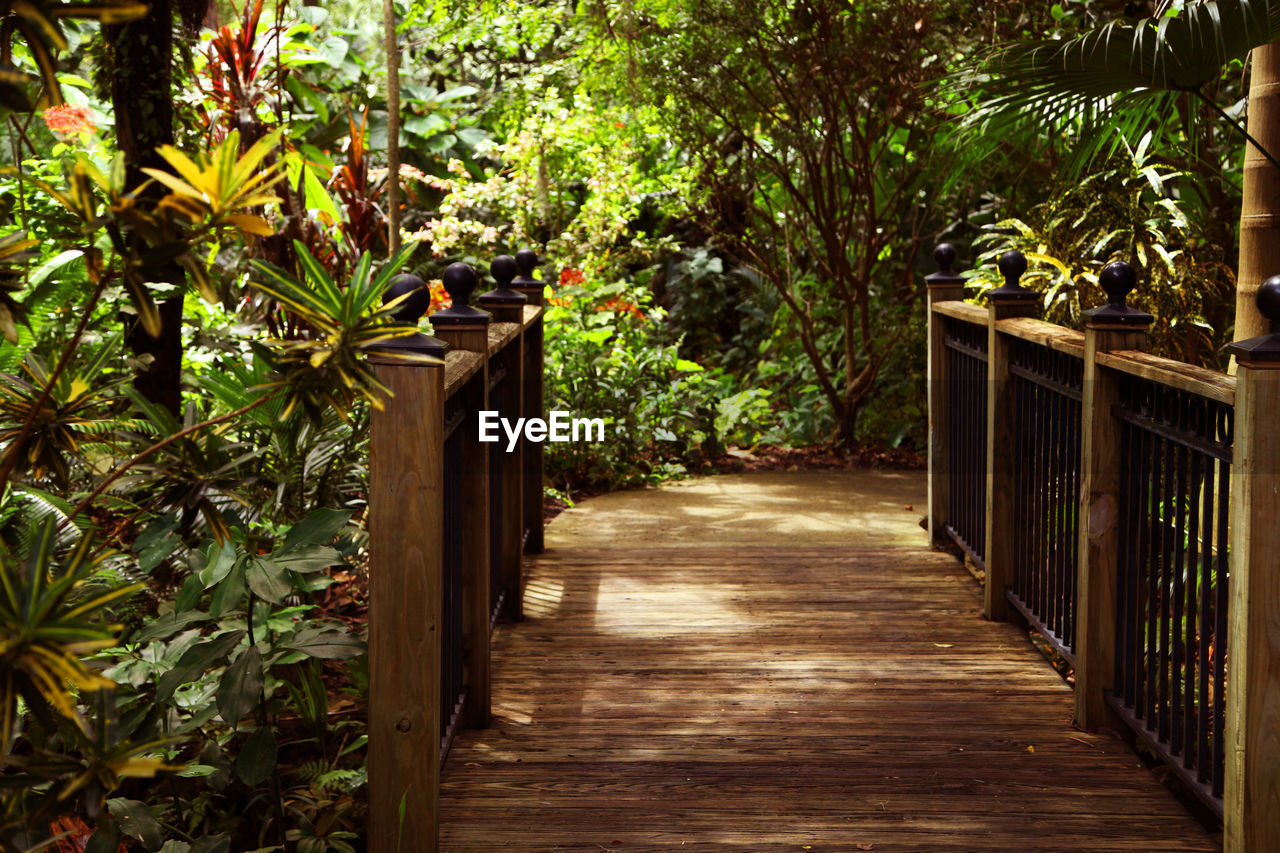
[488,321,521,357]
[931,300,988,325]
[984,304,1040,622]
[369,361,444,853]
[1075,326,1148,731]
[1096,350,1235,406]
[444,351,484,398]
[1224,364,1280,853]
[522,304,542,329]
[996,316,1087,358]
[438,493,1219,850]
[927,281,966,543]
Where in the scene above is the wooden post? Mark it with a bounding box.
[431,264,493,729]
[1224,277,1280,852]
[479,256,527,622]
[513,248,546,554]
[1074,262,1151,730]
[926,243,967,545]
[368,355,444,853]
[458,366,491,729]
[983,250,1040,622]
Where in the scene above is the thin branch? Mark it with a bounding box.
[62,391,279,529]
[0,270,111,485]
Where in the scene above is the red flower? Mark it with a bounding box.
[42,104,95,136]
[598,298,644,319]
[428,279,452,313]
[559,268,585,286]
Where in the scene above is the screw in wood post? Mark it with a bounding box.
[478,255,528,323]
[367,331,447,853]
[1223,276,1280,853]
[983,250,1041,621]
[512,248,544,307]
[926,243,968,547]
[1075,261,1152,731]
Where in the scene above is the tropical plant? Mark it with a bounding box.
[247,241,433,422]
[957,0,1280,340]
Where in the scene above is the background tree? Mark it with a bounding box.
[595,0,971,444]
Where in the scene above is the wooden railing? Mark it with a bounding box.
[365,251,545,852]
[927,245,1280,851]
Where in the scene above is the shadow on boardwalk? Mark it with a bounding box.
[439,470,1220,852]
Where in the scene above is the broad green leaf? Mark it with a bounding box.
[236,725,278,786]
[217,645,263,724]
[246,557,290,604]
[198,542,238,590]
[156,630,245,702]
[287,627,366,660]
[107,798,163,850]
[281,508,351,551]
[210,561,246,618]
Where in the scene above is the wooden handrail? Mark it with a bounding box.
[995,315,1086,358]
[1096,349,1236,405]
[930,299,988,325]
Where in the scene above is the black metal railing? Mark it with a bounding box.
[1008,338,1083,661]
[943,315,989,566]
[440,390,467,761]
[1109,372,1231,812]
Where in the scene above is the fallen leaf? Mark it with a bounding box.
[903,505,913,511]
[933,643,953,648]
[1026,745,1035,753]
[858,845,875,851]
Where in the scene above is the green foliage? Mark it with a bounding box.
[248,241,432,421]
[967,134,1234,366]
[543,273,724,490]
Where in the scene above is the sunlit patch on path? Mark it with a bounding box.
[439,471,1220,852]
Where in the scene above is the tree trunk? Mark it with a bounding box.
[383,0,401,253]
[108,0,184,416]
[1236,44,1280,344]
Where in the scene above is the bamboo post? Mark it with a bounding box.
[1074,262,1151,730]
[926,243,967,545]
[1224,277,1280,852]
[479,256,526,621]
[513,248,546,554]
[368,350,445,853]
[983,250,1039,621]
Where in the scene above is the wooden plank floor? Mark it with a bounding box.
[439,473,1220,852]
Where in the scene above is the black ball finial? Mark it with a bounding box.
[384,273,430,323]
[442,262,478,307]
[934,243,956,275]
[490,255,518,290]
[1099,260,1138,307]
[478,253,527,309]
[515,248,539,277]
[998,250,1028,288]
[1258,276,1280,333]
[1081,259,1152,328]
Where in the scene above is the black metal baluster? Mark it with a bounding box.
[1212,450,1229,798]
[1183,427,1203,769]
[1158,393,1175,742]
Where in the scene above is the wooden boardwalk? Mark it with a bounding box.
[438,472,1220,852]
